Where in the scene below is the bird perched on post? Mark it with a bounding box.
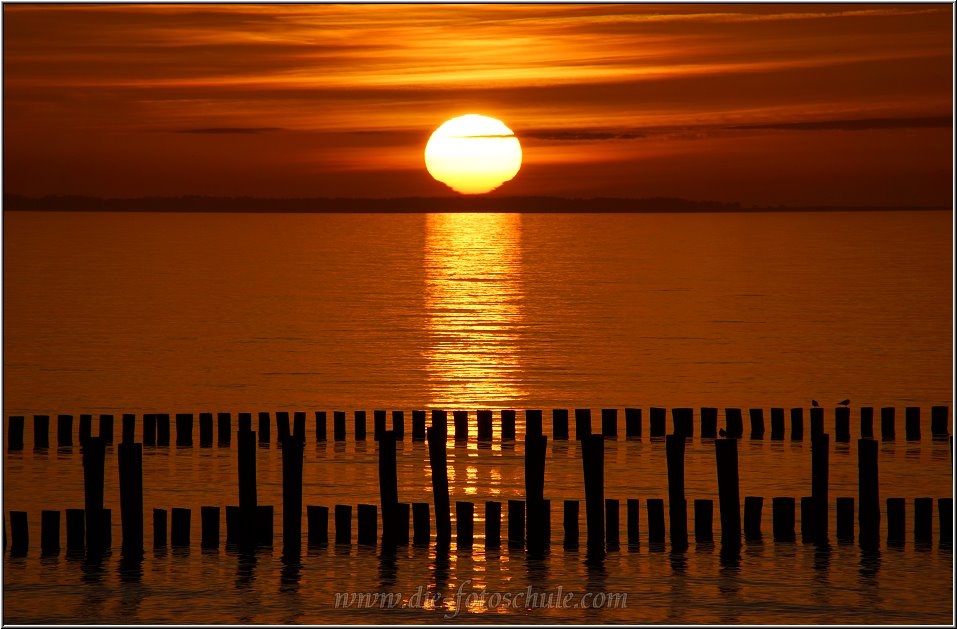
[838,399,850,407]
[812,400,820,408]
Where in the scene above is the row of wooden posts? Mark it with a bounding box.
[6,406,951,451]
[5,421,953,558]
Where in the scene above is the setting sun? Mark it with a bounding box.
[424,114,522,194]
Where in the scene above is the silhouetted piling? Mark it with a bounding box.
[10,512,28,556]
[800,497,813,543]
[83,436,106,554]
[650,407,665,437]
[694,499,713,543]
[666,433,688,551]
[118,442,143,556]
[724,408,743,439]
[80,414,93,445]
[672,408,693,438]
[485,501,501,548]
[605,499,620,550]
[914,497,932,545]
[334,411,346,441]
[335,505,351,545]
[199,412,213,447]
[238,430,257,548]
[218,413,231,446]
[601,408,618,438]
[527,409,543,439]
[744,496,763,541]
[575,408,592,440]
[563,500,579,549]
[427,426,452,543]
[238,413,251,433]
[256,505,273,546]
[378,431,399,546]
[749,408,765,439]
[858,439,880,548]
[477,410,493,441]
[156,414,170,446]
[374,410,387,441]
[810,407,824,439]
[152,509,167,548]
[624,408,641,438]
[8,416,24,451]
[880,407,895,440]
[456,502,474,548]
[57,414,73,447]
[790,408,804,440]
[525,434,548,555]
[411,410,426,441]
[357,504,376,545]
[226,506,239,545]
[33,415,49,449]
[453,410,468,442]
[201,506,219,549]
[121,414,135,445]
[143,414,156,446]
[905,407,921,441]
[770,408,785,440]
[772,497,795,542]
[647,499,665,544]
[307,506,328,546]
[431,409,446,438]
[258,412,271,444]
[860,407,874,438]
[939,498,952,547]
[554,409,570,440]
[392,411,404,440]
[835,407,850,442]
[701,407,718,439]
[886,498,905,544]
[67,508,85,552]
[99,414,114,444]
[315,411,327,442]
[627,499,640,547]
[836,497,854,542]
[171,508,190,547]
[715,438,740,547]
[581,433,605,552]
[811,433,829,543]
[41,510,59,555]
[931,406,949,438]
[282,436,304,554]
[277,412,291,445]
[102,509,112,549]
[293,412,305,442]
[501,409,516,441]
[508,500,525,548]
[174,414,191,446]
[412,503,430,545]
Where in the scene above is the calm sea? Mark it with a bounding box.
[2,210,953,623]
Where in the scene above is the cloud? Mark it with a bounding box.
[176,127,283,134]
[728,116,951,131]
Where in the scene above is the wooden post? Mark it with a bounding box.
[392,411,404,440]
[66,508,85,553]
[554,409,570,440]
[171,508,191,547]
[811,433,829,544]
[315,411,327,442]
[527,409,543,439]
[118,442,143,557]
[485,501,501,549]
[880,407,895,440]
[715,438,740,548]
[33,415,49,449]
[431,410,447,439]
[647,499,665,544]
[744,496,763,541]
[672,408,693,438]
[226,506,239,545]
[98,414,114,445]
[156,414,170,446]
[396,502,409,546]
[770,408,785,440]
[256,505,273,547]
[836,497,854,542]
[453,410,468,442]
[412,502,430,545]
[293,412,305,442]
[282,435,304,555]
[10,511,28,556]
[8,416,24,451]
[931,406,949,438]
[41,510,60,555]
[694,499,713,543]
[605,499,620,550]
[649,407,665,437]
[627,499,640,547]
[507,500,525,548]
[501,410,516,441]
[790,408,804,440]
[378,431,399,547]
[80,414,93,445]
[152,508,167,548]
[581,433,604,553]
[810,407,824,439]
[575,408,592,440]
[119,414,134,445]
[238,413,251,433]
[525,434,547,555]
[199,412,213,447]
[701,408,718,439]
[258,412,271,444]
[57,414,73,447]
[858,438,880,548]
[456,502,474,549]
[277,411,291,445]
[601,408,617,438]
[374,410,387,441]
[334,505,351,545]
[238,430,257,549]
[427,426,451,543]
[143,414,156,446]
[175,413,192,447]
[914,497,932,545]
[83,436,106,554]
[772,497,795,542]
[357,504,376,545]
[201,506,219,549]
[905,407,921,441]
[218,413,231,446]
[886,498,905,544]
[333,411,346,441]
[724,408,743,439]
[411,410,426,441]
[477,410,493,441]
[749,408,765,439]
[835,407,850,442]
[624,408,641,439]
[939,498,952,547]
[800,497,814,543]
[102,509,112,550]
[666,433,688,551]
[307,506,328,546]
[563,500,579,549]
[860,407,874,438]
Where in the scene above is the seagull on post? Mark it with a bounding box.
[838,399,850,407]
[812,400,820,408]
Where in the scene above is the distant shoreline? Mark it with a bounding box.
[2,194,950,214]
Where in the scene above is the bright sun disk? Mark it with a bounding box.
[424,114,522,194]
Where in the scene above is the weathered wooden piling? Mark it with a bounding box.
[412,503,430,545]
[121,414,135,444]
[378,431,399,546]
[715,438,740,547]
[238,413,251,433]
[800,497,813,543]
[143,414,156,446]
[174,414,191,446]
[258,412,271,444]
[914,497,933,545]
[80,414,93,445]
[525,434,548,553]
[226,506,239,545]
[860,407,874,438]
[724,408,743,439]
[575,408,592,440]
[672,408,693,438]
[605,499,620,550]
[810,407,824,439]
[858,439,880,548]
[157,414,170,446]
[431,410,447,439]
[931,406,949,438]
[99,414,114,444]
[624,408,641,438]
[694,499,713,542]
[563,500,579,549]
[880,407,895,440]
[293,412,305,442]
[41,510,60,555]
[334,411,346,441]
[277,412,291,445]
[218,413,231,446]
[666,433,688,551]
[508,500,525,547]
[501,409,516,441]
[647,499,665,544]
[10,511,28,555]
[256,505,273,546]
[118,442,144,556]
[939,498,952,547]
[477,410,493,441]
[905,407,921,441]
[392,411,404,440]
[811,433,829,543]
[772,497,795,542]
[201,506,219,549]
[66,508,85,552]
[427,426,452,543]
[8,416,24,451]
[749,408,765,439]
[485,501,501,549]
[456,502,474,548]
[527,409,544,439]
[650,407,666,437]
[102,509,112,549]
[315,411,327,442]
[581,433,605,552]
[790,408,804,440]
[307,506,328,546]
[627,499,640,547]
[238,429,257,548]
[835,407,850,442]
[398,503,412,546]
[886,498,905,544]
[152,508,167,548]
[453,410,468,442]
[554,409,570,440]
[411,410,426,441]
[357,504,377,545]
[836,497,854,542]
[199,413,213,447]
[171,508,190,547]
[744,496,763,541]
[601,408,618,438]
[701,408,718,439]
[57,414,73,447]
[282,436,304,555]
[34,415,49,449]
[374,410,387,441]
[770,408,785,440]
[83,436,106,553]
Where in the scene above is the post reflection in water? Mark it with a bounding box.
[424,212,527,410]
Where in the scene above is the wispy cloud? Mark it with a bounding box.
[177,127,283,134]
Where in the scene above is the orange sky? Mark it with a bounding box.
[2,3,953,205]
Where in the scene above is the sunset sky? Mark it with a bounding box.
[2,3,953,206]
